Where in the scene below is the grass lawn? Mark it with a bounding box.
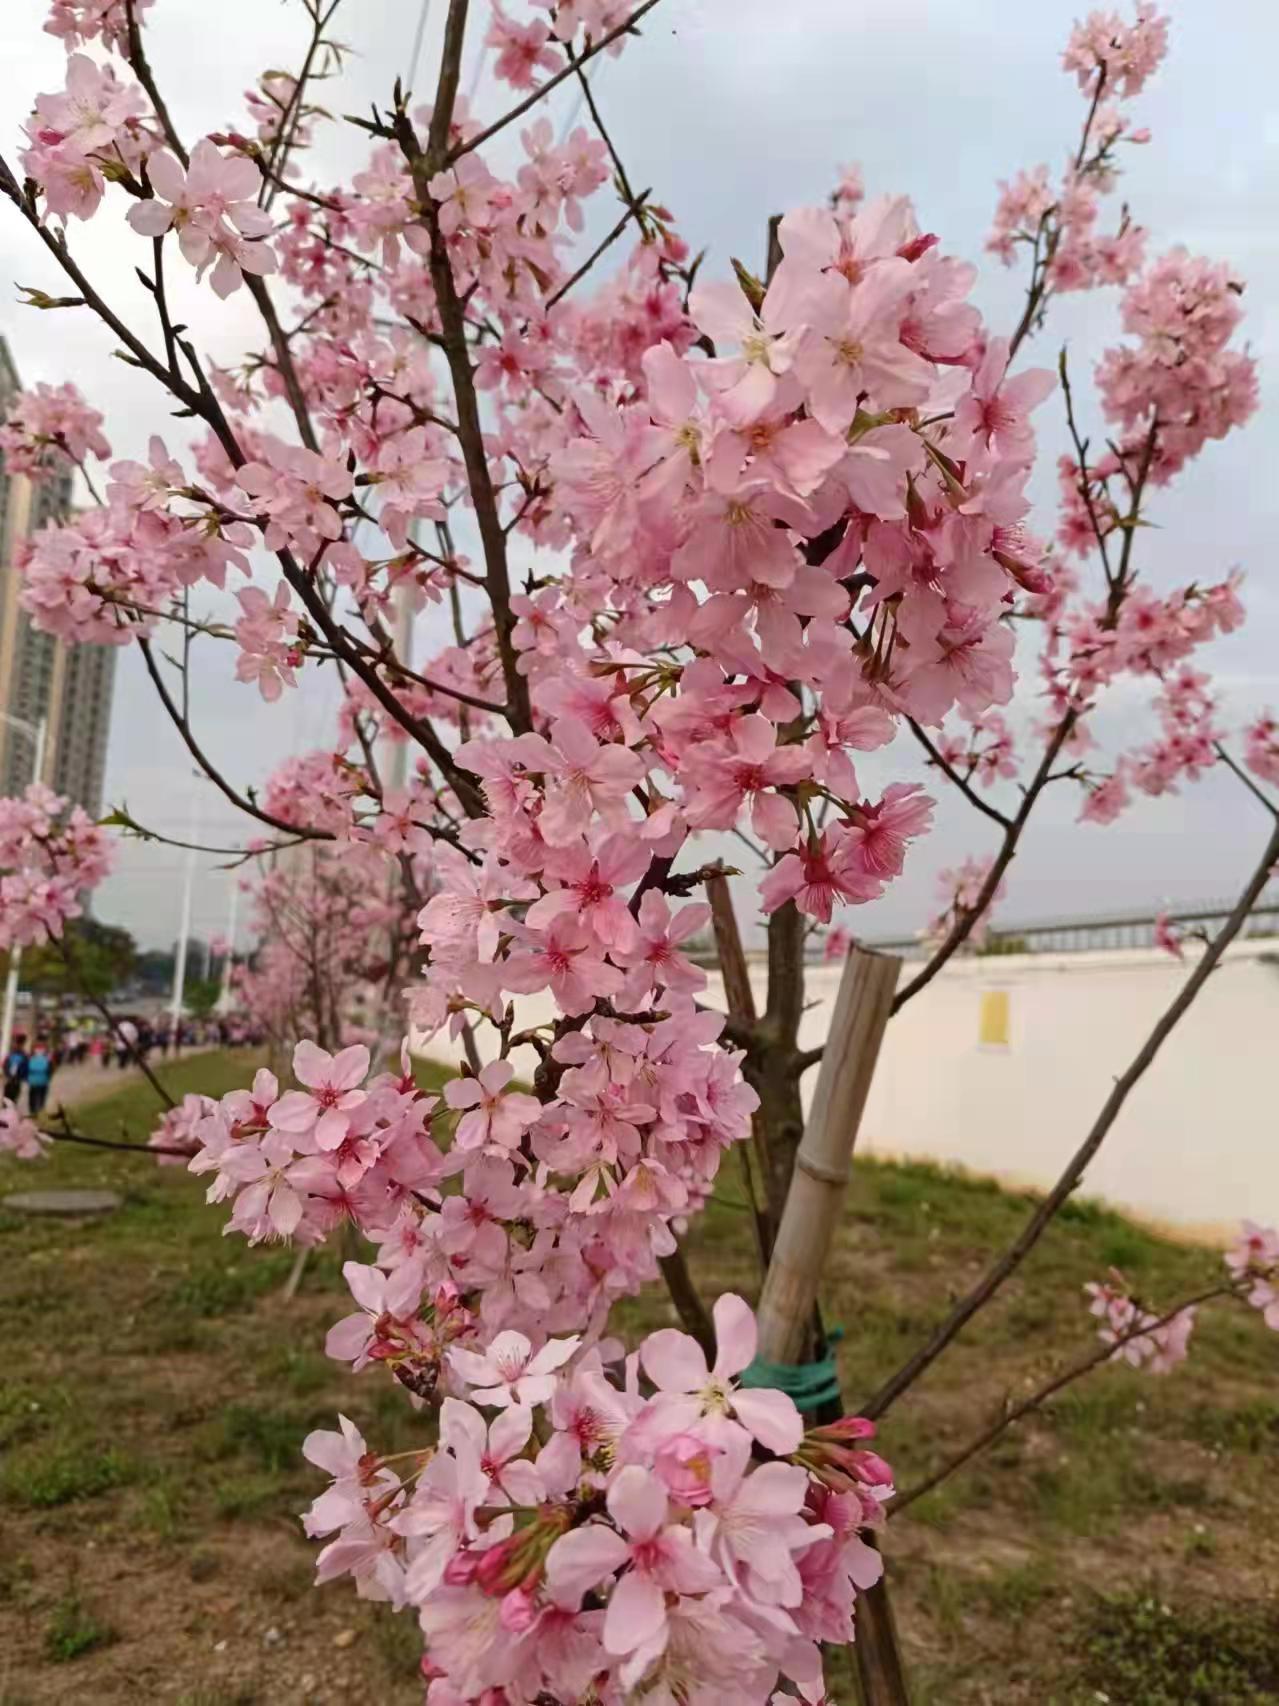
[1,1051,1277,1704]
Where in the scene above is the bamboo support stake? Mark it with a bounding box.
[753,943,908,1706]
[755,945,901,1365]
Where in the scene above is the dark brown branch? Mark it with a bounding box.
[863,812,1279,1422]
[907,717,1014,831]
[545,204,635,309]
[448,0,665,164]
[125,0,188,163]
[395,95,532,733]
[4,135,439,790]
[567,49,648,237]
[53,941,176,1112]
[894,413,1160,1015]
[1007,70,1107,360]
[261,0,345,211]
[426,0,471,165]
[707,872,757,1026]
[658,1247,715,1356]
[137,638,334,842]
[45,1112,191,1159]
[891,1284,1234,1515]
[1216,741,1279,819]
[244,276,321,451]
[891,710,1077,1014]
[0,156,201,412]
[1058,346,1115,583]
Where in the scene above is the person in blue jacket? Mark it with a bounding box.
[3,1033,28,1106]
[25,1039,54,1118]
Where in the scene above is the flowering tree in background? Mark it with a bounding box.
[2,0,1278,1698]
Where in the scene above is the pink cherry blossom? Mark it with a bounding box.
[449,1329,580,1408]
[128,138,277,297]
[270,1040,370,1150]
[635,1292,804,1454]
[444,1061,542,1153]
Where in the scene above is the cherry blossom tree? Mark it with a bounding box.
[2,1,1278,1698]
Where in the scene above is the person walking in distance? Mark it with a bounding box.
[116,1016,138,1070]
[4,1032,29,1108]
[25,1039,53,1119]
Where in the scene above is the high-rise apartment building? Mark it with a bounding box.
[0,336,117,814]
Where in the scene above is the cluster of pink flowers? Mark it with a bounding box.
[1225,1221,1279,1333]
[1096,247,1258,481]
[5,0,1277,1686]
[21,50,154,222]
[0,1098,48,1160]
[127,139,277,297]
[1151,910,1184,959]
[1084,1275,1196,1374]
[22,46,276,296]
[925,853,1004,950]
[18,487,252,645]
[0,379,110,477]
[147,1091,219,1165]
[1062,2,1170,97]
[234,582,301,702]
[933,711,1017,790]
[988,4,1166,293]
[1085,1223,1279,1382]
[302,1293,892,1703]
[186,1013,755,1345]
[1244,713,1279,789]
[0,782,113,950]
[44,0,153,55]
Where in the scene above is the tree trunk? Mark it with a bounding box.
[758,899,807,1217]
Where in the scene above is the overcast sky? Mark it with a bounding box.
[1,0,1277,949]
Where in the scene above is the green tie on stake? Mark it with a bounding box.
[740,1329,844,1412]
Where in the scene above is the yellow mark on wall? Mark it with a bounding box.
[979,989,1010,1047]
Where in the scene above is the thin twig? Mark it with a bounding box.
[1058,346,1115,584]
[890,1283,1235,1515]
[137,638,335,842]
[907,718,1013,831]
[44,1112,191,1159]
[567,47,649,237]
[449,0,665,163]
[545,204,635,309]
[863,812,1279,1421]
[1216,741,1279,819]
[658,1247,715,1355]
[891,711,1076,1014]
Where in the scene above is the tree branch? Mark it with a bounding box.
[136,638,334,842]
[545,203,635,309]
[567,47,648,237]
[907,717,1014,831]
[447,0,666,164]
[891,710,1076,1014]
[394,107,533,733]
[658,1247,714,1356]
[45,1108,191,1159]
[862,812,1279,1421]
[1216,741,1279,820]
[890,1283,1234,1516]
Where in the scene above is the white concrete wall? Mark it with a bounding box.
[412,939,1279,1239]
